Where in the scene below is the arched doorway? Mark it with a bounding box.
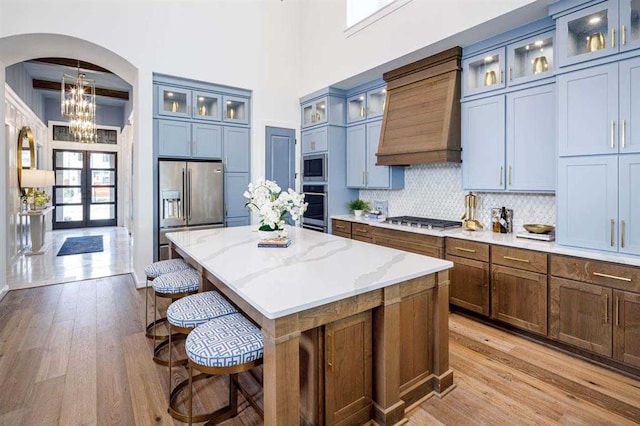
[0,34,140,294]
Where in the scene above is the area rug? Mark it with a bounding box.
[57,235,104,256]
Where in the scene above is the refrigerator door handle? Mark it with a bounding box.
[182,168,187,221]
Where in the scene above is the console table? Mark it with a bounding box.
[19,206,54,255]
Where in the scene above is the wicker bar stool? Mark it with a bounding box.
[166,291,237,422]
[179,313,264,425]
[144,258,191,340]
[151,268,200,365]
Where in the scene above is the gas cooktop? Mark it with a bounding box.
[385,216,463,230]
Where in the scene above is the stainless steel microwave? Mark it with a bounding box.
[302,153,327,182]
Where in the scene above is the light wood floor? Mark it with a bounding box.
[0,275,638,426]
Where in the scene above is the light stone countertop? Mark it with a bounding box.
[166,225,453,320]
[331,215,640,267]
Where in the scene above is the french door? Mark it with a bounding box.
[53,150,117,229]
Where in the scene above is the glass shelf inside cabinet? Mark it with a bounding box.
[512,35,554,81]
[566,8,609,59]
[367,88,386,117]
[195,94,219,120]
[162,89,188,115]
[467,53,503,92]
[348,95,366,122]
[628,0,640,46]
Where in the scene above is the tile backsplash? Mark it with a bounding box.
[360,163,556,233]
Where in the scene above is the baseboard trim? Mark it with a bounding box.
[0,285,9,302]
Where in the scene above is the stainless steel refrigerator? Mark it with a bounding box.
[158,160,224,259]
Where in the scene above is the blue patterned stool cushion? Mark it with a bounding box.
[145,258,190,279]
[152,268,200,295]
[167,291,237,329]
[186,313,263,368]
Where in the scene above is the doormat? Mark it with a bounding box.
[57,235,104,256]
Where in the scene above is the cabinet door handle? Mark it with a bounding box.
[508,166,512,186]
[615,296,620,326]
[499,166,503,186]
[593,272,632,282]
[611,120,616,149]
[362,171,365,185]
[327,333,334,369]
[611,27,616,48]
[622,25,627,46]
[509,67,513,81]
[621,220,626,248]
[610,219,615,247]
[455,247,476,253]
[503,255,530,263]
[500,70,504,83]
[365,171,368,186]
[622,120,626,149]
[604,293,609,324]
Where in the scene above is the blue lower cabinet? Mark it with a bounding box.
[223,126,250,173]
[619,154,640,256]
[224,172,250,225]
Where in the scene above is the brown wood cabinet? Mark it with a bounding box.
[445,239,490,315]
[351,223,373,243]
[614,291,640,368]
[324,311,372,426]
[549,276,613,357]
[332,219,352,239]
[372,227,444,258]
[490,246,548,335]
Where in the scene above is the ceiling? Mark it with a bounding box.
[23,59,132,108]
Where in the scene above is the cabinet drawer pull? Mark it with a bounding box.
[621,220,626,248]
[593,272,632,282]
[611,28,616,48]
[455,247,476,253]
[604,293,609,324]
[610,219,615,247]
[622,120,626,149]
[622,25,627,45]
[503,255,530,263]
[355,228,368,234]
[615,296,620,326]
[611,120,616,149]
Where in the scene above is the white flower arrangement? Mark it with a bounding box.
[244,178,307,232]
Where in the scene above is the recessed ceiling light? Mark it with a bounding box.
[167,92,174,97]
[589,16,601,24]
[534,40,544,47]
[484,56,494,62]
[198,97,204,101]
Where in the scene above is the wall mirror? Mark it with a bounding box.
[17,126,35,193]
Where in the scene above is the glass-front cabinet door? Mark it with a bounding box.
[347,94,367,123]
[192,91,220,121]
[507,31,554,85]
[366,87,387,119]
[556,2,618,67]
[462,47,506,97]
[621,0,640,52]
[222,95,249,125]
[302,97,328,128]
[157,85,191,118]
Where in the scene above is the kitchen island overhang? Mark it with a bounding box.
[167,226,454,425]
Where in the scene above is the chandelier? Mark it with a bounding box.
[61,69,96,143]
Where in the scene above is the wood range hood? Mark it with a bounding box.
[376,47,462,166]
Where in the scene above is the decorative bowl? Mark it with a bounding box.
[523,224,555,234]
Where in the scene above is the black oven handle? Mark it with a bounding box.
[302,223,326,232]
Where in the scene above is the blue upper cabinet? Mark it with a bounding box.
[223,126,250,172]
[301,127,328,154]
[558,63,618,156]
[552,0,640,67]
[157,119,191,157]
[157,85,192,119]
[301,93,346,129]
[222,95,250,125]
[346,86,387,123]
[619,56,640,153]
[462,47,506,97]
[506,84,556,192]
[192,91,221,121]
[346,125,366,187]
[462,96,506,191]
[192,123,222,159]
[506,31,555,86]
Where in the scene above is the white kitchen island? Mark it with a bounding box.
[167,225,454,425]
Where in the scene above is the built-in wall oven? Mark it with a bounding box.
[302,153,327,182]
[302,184,327,232]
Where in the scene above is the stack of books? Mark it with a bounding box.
[258,237,292,248]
